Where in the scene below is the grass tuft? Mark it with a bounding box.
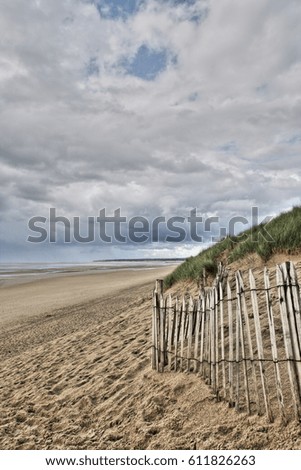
[164,206,301,288]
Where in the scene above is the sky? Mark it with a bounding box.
[1,0,301,262]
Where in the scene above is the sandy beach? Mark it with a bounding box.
[1,266,301,450]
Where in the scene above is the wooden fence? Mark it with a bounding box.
[151,261,301,423]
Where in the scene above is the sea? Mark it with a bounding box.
[0,259,183,281]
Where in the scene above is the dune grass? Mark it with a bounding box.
[164,206,301,288]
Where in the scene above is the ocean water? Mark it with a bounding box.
[0,259,182,279]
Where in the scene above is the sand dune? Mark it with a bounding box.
[0,267,301,450]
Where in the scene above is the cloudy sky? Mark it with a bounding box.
[1,0,301,262]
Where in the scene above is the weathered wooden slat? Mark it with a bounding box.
[155,279,164,296]
[264,268,286,422]
[174,297,180,372]
[282,262,301,395]
[249,269,273,422]
[180,297,186,371]
[219,282,226,399]
[276,265,301,420]
[289,262,301,352]
[227,280,234,407]
[235,295,241,412]
[236,272,250,414]
[237,270,259,415]
[214,287,220,399]
[204,293,211,382]
[187,297,194,371]
[199,293,206,377]
[210,290,216,392]
[151,291,158,370]
[159,294,165,372]
[167,294,174,371]
[193,299,201,373]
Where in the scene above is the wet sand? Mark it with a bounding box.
[0,266,173,328]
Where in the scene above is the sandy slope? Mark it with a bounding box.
[0,267,301,450]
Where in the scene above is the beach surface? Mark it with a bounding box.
[0,266,301,450]
[0,266,174,329]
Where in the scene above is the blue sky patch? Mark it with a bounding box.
[122,45,171,81]
[167,0,198,5]
[86,57,99,77]
[281,134,301,145]
[190,11,208,24]
[218,141,238,154]
[188,91,199,102]
[159,0,208,23]
[256,83,268,96]
[95,0,143,20]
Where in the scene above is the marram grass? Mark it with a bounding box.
[164,206,301,288]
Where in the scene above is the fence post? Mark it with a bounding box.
[289,262,301,351]
[214,287,220,399]
[219,282,226,400]
[193,299,201,373]
[276,264,301,420]
[236,272,250,414]
[167,294,174,371]
[227,280,234,407]
[235,289,241,412]
[199,293,206,377]
[155,279,164,297]
[159,294,166,372]
[237,270,260,414]
[249,269,273,422]
[283,262,301,395]
[151,289,158,370]
[180,297,186,371]
[187,297,194,372]
[210,290,216,393]
[264,267,286,422]
[174,297,180,371]
[152,280,162,371]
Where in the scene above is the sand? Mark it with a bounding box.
[1,266,301,450]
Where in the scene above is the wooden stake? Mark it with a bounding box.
[289,262,301,351]
[264,267,286,422]
[237,270,259,414]
[276,265,301,420]
[151,291,158,370]
[155,279,164,296]
[235,294,241,412]
[159,294,165,372]
[210,290,216,392]
[193,299,201,373]
[205,293,211,382]
[219,282,226,400]
[167,294,174,371]
[187,297,194,371]
[249,269,273,422]
[282,262,301,395]
[214,287,220,398]
[199,293,206,377]
[236,272,250,414]
[227,281,234,407]
[180,297,186,371]
[174,297,180,372]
